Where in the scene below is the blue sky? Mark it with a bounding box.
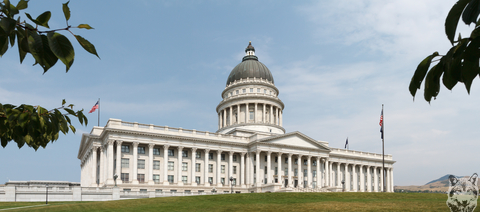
[1,0,478,186]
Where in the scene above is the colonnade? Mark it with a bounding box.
[326,161,394,192]
[218,103,282,129]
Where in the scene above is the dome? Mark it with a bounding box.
[226,42,274,86]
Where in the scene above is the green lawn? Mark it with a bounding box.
[1,192,478,211]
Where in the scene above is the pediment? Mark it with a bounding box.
[258,131,330,151]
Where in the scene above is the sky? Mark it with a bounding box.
[0,0,478,186]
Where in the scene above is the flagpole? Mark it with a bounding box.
[382,104,385,192]
[98,98,100,127]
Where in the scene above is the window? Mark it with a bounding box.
[182,176,187,183]
[304,169,307,176]
[257,88,260,92]
[209,153,213,159]
[168,161,174,171]
[151,160,160,170]
[265,156,267,162]
[304,159,307,165]
[221,178,225,185]
[196,176,201,184]
[230,92,232,96]
[270,91,272,95]
[313,170,317,177]
[138,159,145,169]
[221,165,225,173]
[168,149,174,156]
[264,166,267,174]
[233,155,237,161]
[140,189,147,193]
[294,169,298,177]
[249,111,254,120]
[233,166,237,174]
[196,151,201,159]
[153,174,160,183]
[236,90,239,94]
[285,168,288,176]
[121,158,129,168]
[221,154,225,160]
[121,145,130,153]
[254,165,256,174]
[242,89,246,93]
[138,174,145,183]
[313,160,317,166]
[138,147,145,154]
[153,148,160,155]
[182,162,188,171]
[155,189,162,193]
[196,163,201,172]
[285,158,288,164]
[182,150,188,158]
[264,89,267,94]
[254,155,256,161]
[209,164,213,173]
[250,88,253,92]
[208,177,213,184]
[123,188,131,192]
[275,167,278,175]
[275,157,278,163]
[295,159,298,165]
[168,175,174,183]
[121,173,129,182]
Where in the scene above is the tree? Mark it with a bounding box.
[409,0,480,102]
[0,0,98,150]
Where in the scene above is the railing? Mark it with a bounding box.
[330,148,393,160]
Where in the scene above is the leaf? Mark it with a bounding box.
[409,52,439,98]
[74,35,99,58]
[445,0,471,44]
[16,0,28,10]
[47,32,75,71]
[35,11,51,28]
[62,99,66,105]
[462,0,480,25]
[17,34,28,63]
[461,37,480,93]
[443,38,468,89]
[62,1,70,21]
[24,13,42,26]
[0,17,16,35]
[40,34,58,73]
[0,27,8,56]
[69,125,76,133]
[77,24,94,30]
[424,64,443,102]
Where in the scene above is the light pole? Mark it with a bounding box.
[45,184,49,205]
[341,180,345,192]
[229,177,233,193]
[114,174,118,187]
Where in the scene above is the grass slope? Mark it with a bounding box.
[1,192,478,212]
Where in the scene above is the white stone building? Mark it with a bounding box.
[78,42,395,194]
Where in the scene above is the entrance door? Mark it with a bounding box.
[294,180,298,188]
[284,179,288,187]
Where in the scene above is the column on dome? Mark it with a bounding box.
[288,153,292,187]
[163,145,170,185]
[217,150,222,186]
[237,104,240,124]
[218,112,221,129]
[367,166,371,192]
[276,107,279,125]
[254,103,258,123]
[177,146,184,185]
[116,141,122,184]
[132,142,139,184]
[191,148,197,186]
[262,104,266,123]
[92,146,98,186]
[277,153,282,186]
[223,109,226,127]
[280,110,283,127]
[245,103,249,123]
[307,156,312,188]
[270,105,273,124]
[266,151,271,184]
[240,152,246,187]
[204,149,210,185]
[106,140,114,184]
[229,106,233,126]
[228,151,233,186]
[148,143,155,185]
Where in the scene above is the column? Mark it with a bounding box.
[336,163,340,188]
[367,166,371,192]
[262,104,266,123]
[360,165,365,192]
[353,165,357,191]
[276,107,279,125]
[277,153,282,186]
[228,151,233,186]
[240,152,246,187]
[191,148,197,186]
[148,143,155,185]
[237,104,240,124]
[223,109,226,127]
[217,150,222,186]
[116,141,122,183]
[316,157,321,188]
[163,145,170,185]
[325,159,330,187]
[177,146,184,185]
[246,103,249,123]
[386,168,390,192]
[246,153,250,186]
[380,168,384,192]
[374,167,378,192]
[280,110,283,127]
[92,146,98,186]
[254,103,258,123]
[288,153,293,187]
[255,151,260,186]
[132,142,139,184]
[345,164,350,191]
[270,105,273,124]
[204,149,210,185]
[267,151,271,184]
[297,155,302,188]
[103,145,107,183]
[390,168,394,192]
[99,147,104,185]
[229,106,233,126]
[218,113,221,129]
[106,140,114,184]
[307,156,312,188]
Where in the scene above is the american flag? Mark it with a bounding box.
[379,109,383,139]
[89,101,99,113]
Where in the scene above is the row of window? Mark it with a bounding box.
[121,159,240,174]
[226,88,275,98]
[121,173,238,185]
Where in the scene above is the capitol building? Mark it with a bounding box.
[77,42,395,194]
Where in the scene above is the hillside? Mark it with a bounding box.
[395,174,463,193]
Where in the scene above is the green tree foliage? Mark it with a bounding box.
[0,0,98,150]
[409,0,480,102]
